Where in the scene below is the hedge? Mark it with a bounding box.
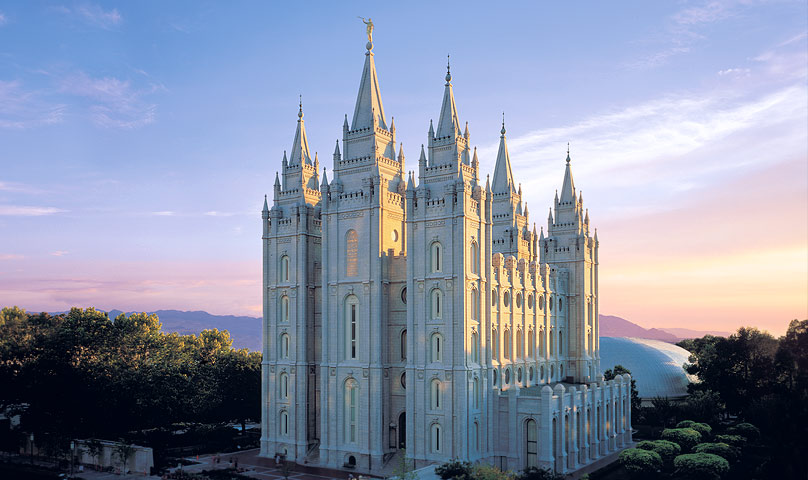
[674,453,730,480]
[661,427,702,451]
[693,442,738,463]
[728,422,760,441]
[636,440,681,466]
[714,434,746,448]
[618,448,663,477]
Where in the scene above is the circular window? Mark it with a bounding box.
[401,286,407,304]
[516,293,522,308]
[517,367,523,383]
[492,289,498,306]
[539,296,545,310]
[400,372,406,389]
[529,366,534,381]
[391,230,399,242]
[493,368,498,386]
[504,368,511,384]
[504,292,511,307]
[559,298,563,310]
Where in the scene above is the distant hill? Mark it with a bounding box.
[599,315,680,342]
[659,327,731,339]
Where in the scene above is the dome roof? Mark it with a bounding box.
[600,337,697,400]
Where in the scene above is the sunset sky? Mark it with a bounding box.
[1,1,806,335]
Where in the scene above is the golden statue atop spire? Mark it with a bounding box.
[358,17,373,43]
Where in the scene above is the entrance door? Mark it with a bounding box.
[398,412,406,449]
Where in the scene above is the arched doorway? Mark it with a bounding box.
[398,412,406,449]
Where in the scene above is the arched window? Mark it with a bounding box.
[280,295,289,323]
[560,363,564,378]
[345,379,358,443]
[516,292,522,308]
[346,230,358,277]
[280,410,289,436]
[280,255,290,282]
[280,333,290,359]
[550,330,555,356]
[492,288,498,307]
[400,329,407,361]
[517,367,523,383]
[504,291,511,307]
[470,241,479,275]
[528,294,534,309]
[345,295,359,360]
[431,333,443,363]
[540,330,546,356]
[540,365,545,381]
[431,424,442,453]
[430,379,441,410]
[493,368,498,386]
[492,328,499,360]
[504,328,512,359]
[279,372,289,399]
[473,377,480,409]
[505,368,511,385]
[559,298,563,311]
[526,419,538,468]
[401,286,408,304]
[431,289,443,319]
[516,329,524,359]
[431,242,442,273]
[470,288,479,321]
[529,366,534,382]
[528,329,535,358]
[549,295,554,312]
[539,295,545,311]
[473,421,480,453]
[550,364,555,381]
[471,331,479,363]
[559,331,564,355]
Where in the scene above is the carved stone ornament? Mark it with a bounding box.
[270,366,275,373]
[384,368,389,378]
[417,371,424,379]
[363,368,369,378]
[445,371,452,380]
[330,367,336,376]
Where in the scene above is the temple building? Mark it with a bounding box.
[260,33,632,475]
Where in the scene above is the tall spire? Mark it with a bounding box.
[436,54,461,139]
[491,113,516,193]
[288,98,312,166]
[560,144,576,203]
[351,39,387,131]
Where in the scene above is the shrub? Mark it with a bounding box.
[676,420,696,429]
[689,422,712,438]
[693,443,738,463]
[515,466,562,480]
[472,464,513,480]
[618,448,663,477]
[728,422,760,441]
[436,461,472,480]
[636,439,681,466]
[714,434,746,448]
[661,427,702,451]
[674,453,730,480]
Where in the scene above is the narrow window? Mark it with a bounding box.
[280,333,290,359]
[280,410,289,436]
[401,329,407,361]
[559,331,563,355]
[346,230,358,277]
[431,289,443,319]
[492,329,499,360]
[431,379,441,410]
[431,333,443,363]
[280,255,290,282]
[280,372,289,399]
[431,424,442,452]
[345,379,358,443]
[504,329,512,359]
[470,241,479,275]
[528,329,535,359]
[345,296,359,360]
[470,288,479,321]
[473,377,480,409]
[280,296,289,323]
[526,419,537,468]
[517,329,524,359]
[431,242,442,273]
[471,331,479,363]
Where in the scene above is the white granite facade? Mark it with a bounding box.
[260,38,631,476]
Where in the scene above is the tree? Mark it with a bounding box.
[86,439,103,470]
[618,448,662,478]
[114,440,135,474]
[436,460,472,480]
[673,453,729,480]
[603,365,641,419]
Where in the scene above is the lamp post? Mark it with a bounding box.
[29,433,34,465]
[70,441,75,478]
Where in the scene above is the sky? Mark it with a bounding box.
[0,1,806,335]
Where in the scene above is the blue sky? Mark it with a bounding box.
[0,1,806,334]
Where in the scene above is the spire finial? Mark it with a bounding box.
[445,54,452,83]
[298,95,303,119]
[566,142,571,164]
[501,111,506,135]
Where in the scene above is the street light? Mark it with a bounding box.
[70,441,75,478]
[29,433,34,465]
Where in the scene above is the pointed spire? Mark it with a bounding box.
[320,167,329,189]
[262,194,269,213]
[289,102,312,166]
[560,145,576,203]
[406,171,415,191]
[428,119,434,137]
[524,202,529,218]
[472,146,478,167]
[491,114,516,194]
[485,174,491,193]
[334,139,341,156]
[539,226,545,241]
[390,116,396,133]
[282,150,288,168]
[464,121,470,139]
[436,55,461,139]
[584,208,590,224]
[419,144,426,163]
[351,43,387,130]
[548,207,554,224]
[343,114,349,131]
[398,142,405,162]
[274,171,281,191]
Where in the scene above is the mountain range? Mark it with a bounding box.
[98,310,729,351]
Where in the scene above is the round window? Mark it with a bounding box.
[504,292,511,307]
[528,294,534,309]
[391,230,399,242]
[539,296,545,310]
[401,286,407,304]
[492,289,498,306]
[504,368,511,384]
[516,293,522,308]
[400,372,406,389]
[517,367,523,383]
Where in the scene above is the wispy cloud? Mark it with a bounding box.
[50,251,69,257]
[0,180,43,194]
[151,211,175,216]
[0,80,66,129]
[0,11,7,26]
[0,205,67,216]
[54,3,122,30]
[60,72,159,128]
[0,254,24,261]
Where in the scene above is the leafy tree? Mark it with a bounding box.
[673,453,729,480]
[661,428,701,452]
[603,365,641,419]
[618,448,662,477]
[115,440,135,474]
[436,460,472,480]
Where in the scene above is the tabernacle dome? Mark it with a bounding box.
[600,337,696,402]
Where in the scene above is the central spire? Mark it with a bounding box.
[435,54,461,139]
[560,144,576,203]
[491,113,516,193]
[351,39,388,131]
[288,97,312,166]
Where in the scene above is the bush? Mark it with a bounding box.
[674,453,730,480]
[676,420,696,429]
[618,448,663,477]
[636,439,681,466]
[728,422,760,441]
[436,461,472,480]
[690,422,712,438]
[693,443,738,463]
[661,428,702,451]
[714,434,746,448]
[515,466,562,480]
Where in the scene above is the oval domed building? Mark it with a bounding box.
[600,337,697,403]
